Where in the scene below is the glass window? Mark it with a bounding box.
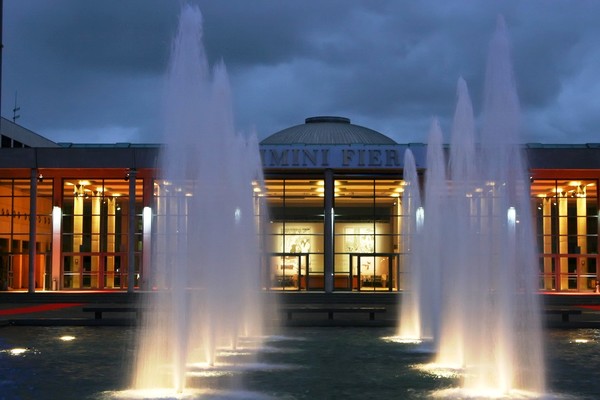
[532,179,598,292]
[334,178,403,291]
[61,178,143,290]
[262,178,324,290]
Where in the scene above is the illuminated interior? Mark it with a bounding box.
[0,172,146,291]
[531,179,598,291]
[261,177,408,291]
[0,131,598,293]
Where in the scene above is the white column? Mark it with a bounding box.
[51,206,61,290]
[106,197,116,288]
[542,198,553,289]
[142,206,152,290]
[577,185,587,289]
[558,193,569,290]
[73,185,84,288]
[28,169,38,292]
[127,169,137,292]
[91,193,101,288]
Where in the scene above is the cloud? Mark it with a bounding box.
[1,0,599,144]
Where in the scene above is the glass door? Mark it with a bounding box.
[269,253,309,290]
[350,253,396,291]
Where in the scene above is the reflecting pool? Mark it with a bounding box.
[0,326,598,399]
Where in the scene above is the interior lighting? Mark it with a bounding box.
[60,335,76,342]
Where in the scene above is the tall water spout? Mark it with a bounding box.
[435,77,477,368]
[419,118,446,351]
[397,149,423,341]
[432,15,545,395]
[131,4,265,393]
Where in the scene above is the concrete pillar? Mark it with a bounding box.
[127,169,137,292]
[558,193,568,290]
[91,192,101,288]
[28,169,37,293]
[542,198,553,289]
[323,169,334,293]
[106,197,116,288]
[577,185,587,289]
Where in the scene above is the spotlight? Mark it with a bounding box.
[125,168,136,181]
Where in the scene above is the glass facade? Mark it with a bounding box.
[0,144,598,293]
[263,178,325,290]
[261,176,406,291]
[532,179,599,291]
[0,170,147,291]
[61,178,144,290]
[333,178,402,291]
[0,178,53,290]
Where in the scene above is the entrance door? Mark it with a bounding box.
[270,253,310,290]
[350,253,397,291]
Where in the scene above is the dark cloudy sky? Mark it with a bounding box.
[1,0,599,144]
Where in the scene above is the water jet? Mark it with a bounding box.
[130,4,266,394]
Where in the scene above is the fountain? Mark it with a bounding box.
[130,4,266,395]
[400,15,546,396]
[396,149,423,343]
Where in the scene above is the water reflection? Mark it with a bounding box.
[0,326,598,399]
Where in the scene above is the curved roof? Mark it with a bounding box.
[261,116,397,145]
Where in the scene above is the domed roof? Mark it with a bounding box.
[261,116,397,145]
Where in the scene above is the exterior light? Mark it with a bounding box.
[416,207,424,231]
[507,207,516,227]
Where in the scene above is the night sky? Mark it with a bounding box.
[1,0,598,144]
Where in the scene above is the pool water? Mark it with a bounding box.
[0,326,598,399]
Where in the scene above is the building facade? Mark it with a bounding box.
[0,117,598,293]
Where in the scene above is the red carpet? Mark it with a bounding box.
[0,303,83,316]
